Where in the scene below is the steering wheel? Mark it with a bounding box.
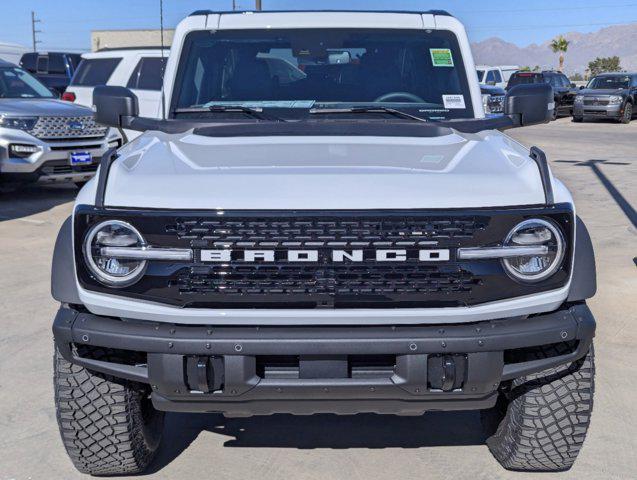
[374,92,425,103]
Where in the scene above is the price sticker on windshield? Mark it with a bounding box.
[430,48,454,67]
[442,95,466,109]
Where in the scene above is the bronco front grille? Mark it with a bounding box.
[167,216,483,246]
[74,206,575,309]
[28,115,108,140]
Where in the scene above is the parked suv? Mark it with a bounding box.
[507,71,577,119]
[573,73,637,123]
[20,52,82,95]
[0,60,121,187]
[64,48,167,140]
[51,10,596,476]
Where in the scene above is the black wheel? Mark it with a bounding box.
[620,102,632,124]
[552,107,559,121]
[483,344,595,472]
[74,181,88,189]
[54,346,164,476]
[572,116,584,123]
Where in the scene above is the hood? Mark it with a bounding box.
[480,85,506,95]
[0,98,94,116]
[103,130,546,210]
[579,88,627,96]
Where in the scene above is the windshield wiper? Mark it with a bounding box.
[309,106,429,123]
[174,105,285,121]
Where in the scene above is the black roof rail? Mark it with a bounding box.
[189,9,452,17]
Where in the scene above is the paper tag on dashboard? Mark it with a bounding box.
[442,94,466,109]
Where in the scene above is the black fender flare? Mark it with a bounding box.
[567,216,597,302]
[51,216,81,304]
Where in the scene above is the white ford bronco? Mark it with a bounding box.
[51,9,597,476]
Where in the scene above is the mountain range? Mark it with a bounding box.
[471,23,637,75]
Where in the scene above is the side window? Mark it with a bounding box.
[486,70,496,83]
[127,57,166,91]
[71,58,122,86]
[37,56,49,74]
[48,54,67,75]
[20,53,37,72]
[493,70,503,83]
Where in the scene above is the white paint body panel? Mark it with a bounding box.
[72,11,575,325]
[103,130,545,209]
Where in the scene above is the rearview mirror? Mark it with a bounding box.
[505,83,553,127]
[93,86,139,128]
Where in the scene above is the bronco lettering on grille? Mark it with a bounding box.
[200,249,451,263]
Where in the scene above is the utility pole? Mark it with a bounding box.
[255,0,262,11]
[31,11,42,52]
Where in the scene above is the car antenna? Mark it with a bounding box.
[159,0,167,120]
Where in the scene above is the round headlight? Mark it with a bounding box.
[502,219,565,282]
[83,220,146,286]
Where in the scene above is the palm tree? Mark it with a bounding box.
[550,36,570,72]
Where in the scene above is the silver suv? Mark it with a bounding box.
[0,60,120,187]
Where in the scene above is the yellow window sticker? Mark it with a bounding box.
[430,48,454,67]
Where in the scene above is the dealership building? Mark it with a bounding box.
[91,29,175,51]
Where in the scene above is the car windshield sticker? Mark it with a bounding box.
[442,94,466,109]
[430,48,454,67]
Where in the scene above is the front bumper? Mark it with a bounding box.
[573,103,622,118]
[53,303,595,417]
[0,127,120,183]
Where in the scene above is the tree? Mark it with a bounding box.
[588,56,622,76]
[570,73,584,81]
[550,35,570,71]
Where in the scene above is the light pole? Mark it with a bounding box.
[31,11,42,52]
[255,0,262,11]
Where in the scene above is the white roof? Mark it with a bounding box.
[82,48,169,59]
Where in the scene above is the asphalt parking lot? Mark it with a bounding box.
[0,117,635,480]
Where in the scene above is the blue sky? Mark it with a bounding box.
[2,0,637,51]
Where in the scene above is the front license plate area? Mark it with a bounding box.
[69,152,92,165]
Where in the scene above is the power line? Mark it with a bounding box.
[457,2,637,14]
[468,19,637,31]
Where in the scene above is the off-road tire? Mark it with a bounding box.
[74,181,89,189]
[620,102,632,124]
[483,344,595,472]
[54,347,164,476]
[572,116,584,123]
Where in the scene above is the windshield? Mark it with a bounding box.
[476,70,485,82]
[0,67,54,99]
[587,75,631,90]
[172,29,474,120]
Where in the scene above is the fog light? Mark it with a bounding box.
[502,219,565,282]
[83,220,147,287]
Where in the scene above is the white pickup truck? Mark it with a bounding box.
[51,9,596,476]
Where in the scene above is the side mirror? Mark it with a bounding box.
[571,83,577,88]
[505,83,553,127]
[93,86,139,128]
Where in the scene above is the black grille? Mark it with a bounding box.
[175,264,479,296]
[74,205,575,309]
[167,216,483,246]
